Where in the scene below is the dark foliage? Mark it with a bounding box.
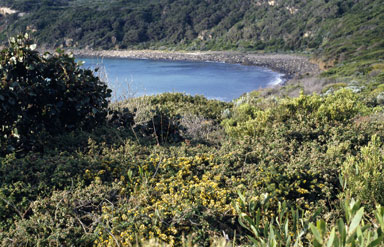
[133,107,184,144]
[0,35,111,154]
[0,0,382,64]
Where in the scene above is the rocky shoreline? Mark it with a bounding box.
[67,49,321,84]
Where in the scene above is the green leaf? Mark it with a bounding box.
[338,219,346,243]
[238,213,251,232]
[310,223,323,245]
[284,219,289,236]
[367,236,384,247]
[248,235,259,245]
[286,236,291,247]
[327,228,336,247]
[375,207,384,233]
[348,207,364,236]
[317,219,326,236]
[251,225,259,238]
[237,191,246,204]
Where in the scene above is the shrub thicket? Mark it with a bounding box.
[0,35,111,154]
[1,85,384,246]
[1,36,384,245]
[342,135,384,206]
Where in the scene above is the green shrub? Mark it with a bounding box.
[0,34,111,154]
[223,89,369,139]
[0,151,98,227]
[316,88,367,122]
[0,182,121,247]
[133,107,184,144]
[342,135,384,206]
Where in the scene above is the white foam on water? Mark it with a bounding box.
[268,73,284,86]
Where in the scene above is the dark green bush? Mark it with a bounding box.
[133,107,184,144]
[1,182,121,247]
[0,34,111,154]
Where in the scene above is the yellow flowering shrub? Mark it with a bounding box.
[94,155,236,246]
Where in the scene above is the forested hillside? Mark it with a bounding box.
[0,0,383,66]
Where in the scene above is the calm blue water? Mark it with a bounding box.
[79,57,283,102]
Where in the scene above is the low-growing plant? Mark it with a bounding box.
[180,113,223,144]
[235,192,319,246]
[0,182,122,247]
[93,155,237,246]
[236,195,384,247]
[308,199,384,247]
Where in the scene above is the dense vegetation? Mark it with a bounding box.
[0,0,382,85]
[0,0,383,245]
[0,34,111,154]
[0,0,383,62]
[1,36,384,246]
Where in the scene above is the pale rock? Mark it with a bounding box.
[0,7,17,16]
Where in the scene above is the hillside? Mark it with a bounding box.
[0,0,383,64]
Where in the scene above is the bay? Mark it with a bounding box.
[79,57,283,102]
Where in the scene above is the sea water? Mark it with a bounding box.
[79,57,283,102]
